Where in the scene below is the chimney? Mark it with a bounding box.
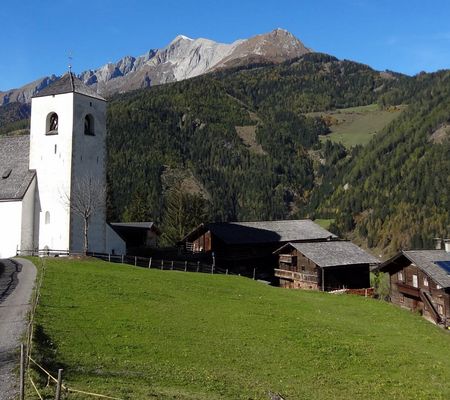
[434,238,443,250]
[445,239,450,253]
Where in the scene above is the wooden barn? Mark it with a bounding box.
[182,220,337,278]
[274,241,380,291]
[110,222,160,255]
[378,249,450,327]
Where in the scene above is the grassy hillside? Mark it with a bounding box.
[30,258,450,399]
[314,104,405,148]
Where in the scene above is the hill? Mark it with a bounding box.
[29,257,450,399]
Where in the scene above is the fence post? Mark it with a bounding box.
[171,261,174,270]
[253,268,256,280]
[184,261,187,272]
[55,369,63,400]
[121,254,124,264]
[148,258,152,268]
[211,265,214,274]
[19,344,25,400]
[108,253,111,262]
[226,268,228,275]
[197,261,200,273]
[161,260,164,270]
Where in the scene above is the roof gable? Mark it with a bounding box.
[33,72,105,101]
[277,241,380,267]
[380,250,450,288]
[0,135,35,200]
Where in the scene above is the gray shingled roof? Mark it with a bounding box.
[33,72,105,101]
[110,222,158,231]
[0,136,35,200]
[276,241,380,267]
[403,250,450,288]
[203,219,337,245]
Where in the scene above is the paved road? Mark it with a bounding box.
[0,258,36,400]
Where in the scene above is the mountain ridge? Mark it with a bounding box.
[0,28,310,106]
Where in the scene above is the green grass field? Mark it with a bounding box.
[29,258,450,399]
[313,218,335,230]
[313,104,405,148]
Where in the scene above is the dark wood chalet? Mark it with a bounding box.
[379,250,450,327]
[110,222,161,255]
[274,241,380,291]
[182,220,337,278]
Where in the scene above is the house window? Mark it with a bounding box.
[412,274,418,288]
[398,271,403,282]
[46,112,58,135]
[423,277,429,287]
[45,211,50,224]
[437,304,444,315]
[399,295,404,303]
[437,284,442,290]
[84,114,95,135]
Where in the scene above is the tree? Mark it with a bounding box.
[160,189,210,246]
[63,177,106,255]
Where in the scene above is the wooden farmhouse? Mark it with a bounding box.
[182,219,337,278]
[274,241,380,291]
[379,249,450,327]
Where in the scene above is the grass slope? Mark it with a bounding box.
[31,258,450,399]
[315,104,405,148]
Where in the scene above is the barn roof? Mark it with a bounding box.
[33,72,105,101]
[275,241,380,268]
[380,250,450,288]
[0,135,35,201]
[184,219,337,245]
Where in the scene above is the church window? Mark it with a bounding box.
[46,112,59,135]
[54,144,57,154]
[45,211,50,224]
[84,114,95,135]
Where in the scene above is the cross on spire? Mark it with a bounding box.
[68,51,73,73]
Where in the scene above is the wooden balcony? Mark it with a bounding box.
[275,269,317,283]
[396,282,420,298]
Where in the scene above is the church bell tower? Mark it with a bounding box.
[29,72,107,253]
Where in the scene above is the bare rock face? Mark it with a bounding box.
[0,29,311,105]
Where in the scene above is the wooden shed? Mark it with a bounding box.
[110,222,161,254]
[378,250,450,327]
[274,241,379,291]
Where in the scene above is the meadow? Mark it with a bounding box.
[29,257,450,399]
[315,104,405,148]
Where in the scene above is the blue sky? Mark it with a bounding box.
[1,0,450,91]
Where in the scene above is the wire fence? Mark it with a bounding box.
[17,249,263,281]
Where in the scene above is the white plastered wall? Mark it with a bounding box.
[70,94,107,253]
[20,177,36,251]
[30,93,74,251]
[0,200,22,258]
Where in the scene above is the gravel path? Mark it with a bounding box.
[0,258,37,400]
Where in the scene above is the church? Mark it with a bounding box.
[0,72,125,258]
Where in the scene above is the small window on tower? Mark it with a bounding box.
[84,114,95,136]
[46,112,59,135]
[45,211,50,224]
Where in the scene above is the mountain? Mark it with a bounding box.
[0,29,310,106]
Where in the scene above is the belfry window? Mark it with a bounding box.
[46,112,59,135]
[45,211,51,224]
[84,114,95,135]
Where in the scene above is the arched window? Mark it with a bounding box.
[84,114,95,135]
[46,112,59,135]
[45,211,51,224]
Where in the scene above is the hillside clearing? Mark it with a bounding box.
[29,258,450,399]
[313,104,405,148]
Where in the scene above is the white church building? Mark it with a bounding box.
[0,73,125,258]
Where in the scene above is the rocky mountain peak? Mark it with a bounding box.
[0,29,311,106]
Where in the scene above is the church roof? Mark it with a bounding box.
[33,72,105,101]
[0,135,35,200]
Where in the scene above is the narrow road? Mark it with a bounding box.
[0,258,36,400]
